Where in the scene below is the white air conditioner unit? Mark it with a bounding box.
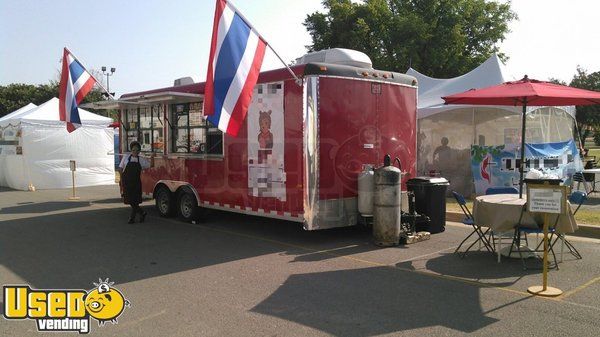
[295,48,373,69]
[174,77,194,86]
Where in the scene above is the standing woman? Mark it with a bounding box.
[119,141,151,223]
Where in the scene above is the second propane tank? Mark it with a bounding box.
[358,164,375,217]
[373,155,402,246]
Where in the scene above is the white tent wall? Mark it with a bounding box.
[0,98,115,190]
[0,103,38,186]
[3,123,115,190]
[418,108,475,196]
[410,54,577,196]
[1,124,22,187]
[417,106,575,196]
[0,155,8,186]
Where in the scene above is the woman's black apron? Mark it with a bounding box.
[122,155,142,205]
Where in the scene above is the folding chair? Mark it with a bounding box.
[536,191,586,261]
[510,223,559,270]
[485,186,519,195]
[584,159,598,192]
[572,172,592,194]
[485,186,519,263]
[451,191,493,258]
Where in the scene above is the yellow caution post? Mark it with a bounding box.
[526,184,568,297]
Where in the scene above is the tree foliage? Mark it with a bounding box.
[569,67,600,142]
[304,0,516,77]
[0,82,107,118]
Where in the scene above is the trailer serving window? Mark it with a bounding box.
[170,102,223,156]
[123,105,164,152]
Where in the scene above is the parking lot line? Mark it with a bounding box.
[393,246,458,264]
[560,276,600,299]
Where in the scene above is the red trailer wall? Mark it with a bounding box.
[141,78,305,217]
[318,78,417,200]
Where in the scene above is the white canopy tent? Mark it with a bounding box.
[0,98,115,190]
[0,103,38,122]
[407,54,576,195]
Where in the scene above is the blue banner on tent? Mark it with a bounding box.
[471,140,583,196]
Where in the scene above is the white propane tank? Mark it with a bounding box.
[358,164,375,217]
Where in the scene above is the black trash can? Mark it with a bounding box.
[406,177,449,234]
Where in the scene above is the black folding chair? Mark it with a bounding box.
[452,191,493,258]
[572,172,592,194]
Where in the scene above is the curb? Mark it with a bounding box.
[446,211,600,240]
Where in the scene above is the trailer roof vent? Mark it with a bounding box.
[295,48,373,69]
[174,77,194,86]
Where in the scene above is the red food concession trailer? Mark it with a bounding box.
[109,56,417,230]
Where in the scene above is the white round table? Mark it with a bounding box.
[473,194,577,234]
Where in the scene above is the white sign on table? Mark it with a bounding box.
[528,188,563,214]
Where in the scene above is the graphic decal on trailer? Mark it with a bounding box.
[247,82,286,201]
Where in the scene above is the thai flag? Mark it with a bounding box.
[59,48,97,133]
[203,0,267,136]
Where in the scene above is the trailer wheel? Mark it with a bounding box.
[178,191,201,222]
[155,186,175,217]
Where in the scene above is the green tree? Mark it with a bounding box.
[569,67,600,145]
[0,81,107,118]
[304,0,516,77]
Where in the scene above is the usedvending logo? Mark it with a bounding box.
[3,279,130,334]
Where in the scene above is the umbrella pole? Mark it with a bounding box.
[519,101,527,198]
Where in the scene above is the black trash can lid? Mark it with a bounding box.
[407,176,449,185]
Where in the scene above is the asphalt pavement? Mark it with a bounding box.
[1,185,599,337]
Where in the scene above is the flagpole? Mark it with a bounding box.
[224,1,302,86]
[268,45,303,86]
[64,47,117,100]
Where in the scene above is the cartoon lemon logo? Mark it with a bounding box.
[84,279,130,325]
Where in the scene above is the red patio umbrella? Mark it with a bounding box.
[443,75,600,197]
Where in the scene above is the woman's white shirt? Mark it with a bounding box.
[119,154,151,170]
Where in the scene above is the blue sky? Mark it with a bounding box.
[0,0,323,95]
[1,0,599,96]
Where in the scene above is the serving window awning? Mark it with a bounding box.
[81,92,204,110]
[121,92,203,104]
[80,100,150,110]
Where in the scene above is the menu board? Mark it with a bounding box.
[0,126,21,155]
[189,102,203,126]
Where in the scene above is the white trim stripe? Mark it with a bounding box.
[65,71,75,123]
[198,202,303,223]
[217,30,259,131]
[68,55,92,94]
[212,3,235,79]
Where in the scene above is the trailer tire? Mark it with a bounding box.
[155,186,176,217]
[178,191,201,222]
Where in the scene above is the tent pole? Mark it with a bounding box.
[519,100,527,198]
[472,108,476,144]
[573,117,584,152]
